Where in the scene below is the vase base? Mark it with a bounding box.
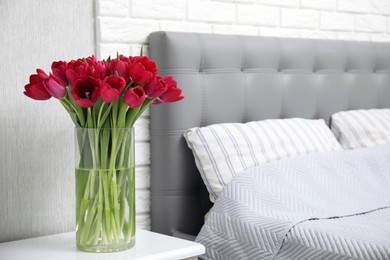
[77,238,135,253]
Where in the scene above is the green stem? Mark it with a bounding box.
[126,98,153,128]
[60,99,80,127]
[78,127,100,246]
[101,213,109,245]
[61,96,85,127]
[76,126,135,249]
[81,193,99,244]
[96,102,106,128]
[102,171,112,244]
[111,211,120,243]
[88,173,103,245]
[117,133,130,230]
[107,129,131,242]
[125,172,135,242]
[111,175,121,239]
[76,171,92,242]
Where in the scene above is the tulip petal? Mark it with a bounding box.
[29,74,40,84]
[152,99,163,105]
[36,69,48,80]
[43,75,66,99]
[70,76,101,108]
[52,68,68,87]
[130,63,153,85]
[99,76,126,103]
[116,61,126,78]
[24,83,52,100]
[160,88,182,102]
[100,87,119,103]
[124,86,146,108]
[66,69,80,87]
[144,76,168,99]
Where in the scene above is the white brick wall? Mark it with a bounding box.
[188,1,236,23]
[132,0,186,19]
[320,12,354,31]
[301,0,337,11]
[338,0,371,13]
[95,0,390,230]
[356,14,387,32]
[237,5,279,26]
[281,8,319,29]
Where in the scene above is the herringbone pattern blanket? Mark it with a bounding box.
[196,144,390,260]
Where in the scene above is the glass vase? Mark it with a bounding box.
[75,128,135,252]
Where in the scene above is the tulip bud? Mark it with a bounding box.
[43,74,67,99]
[124,86,146,108]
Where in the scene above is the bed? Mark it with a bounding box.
[148,31,390,259]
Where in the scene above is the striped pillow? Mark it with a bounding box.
[331,109,390,149]
[184,118,342,202]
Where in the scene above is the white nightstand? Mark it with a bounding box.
[0,229,205,260]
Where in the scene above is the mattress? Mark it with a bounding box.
[196,144,390,260]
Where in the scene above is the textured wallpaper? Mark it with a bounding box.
[0,0,95,242]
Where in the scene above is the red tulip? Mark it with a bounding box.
[109,59,128,80]
[43,74,67,99]
[85,56,97,64]
[93,60,109,79]
[144,76,168,99]
[70,76,101,108]
[160,88,184,103]
[24,69,52,100]
[124,86,146,108]
[66,59,87,86]
[36,69,48,80]
[86,57,108,80]
[157,76,184,103]
[129,56,157,85]
[119,55,131,65]
[51,61,68,87]
[65,69,80,87]
[100,75,126,103]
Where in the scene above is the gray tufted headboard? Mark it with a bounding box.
[148,31,390,238]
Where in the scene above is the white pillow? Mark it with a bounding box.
[184,118,342,202]
[331,109,390,149]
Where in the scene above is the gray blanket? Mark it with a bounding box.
[196,144,390,260]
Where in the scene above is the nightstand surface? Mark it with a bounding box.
[0,229,205,260]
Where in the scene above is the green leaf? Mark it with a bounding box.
[111,100,119,127]
[69,111,81,127]
[60,99,82,127]
[98,103,113,128]
[100,129,110,169]
[93,99,103,125]
[140,46,144,57]
[117,103,128,128]
[87,108,94,128]
[60,99,71,112]
[66,89,86,127]
[126,98,153,128]
[125,107,140,128]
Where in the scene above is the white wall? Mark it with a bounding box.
[0,0,95,242]
[95,0,390,231]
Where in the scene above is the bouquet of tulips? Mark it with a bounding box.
[24,53,183,252]
[24,54,183,127]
